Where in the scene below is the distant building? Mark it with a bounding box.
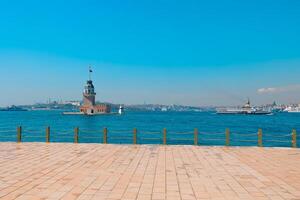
[79,68,111,115]
[64,101,81,106]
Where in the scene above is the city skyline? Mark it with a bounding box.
[0,1,300,106]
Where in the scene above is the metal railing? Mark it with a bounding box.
[0,126,297,148]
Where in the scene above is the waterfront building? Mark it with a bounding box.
[79,67,110,115]
[64,101,81,106]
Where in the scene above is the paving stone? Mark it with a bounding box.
[0,143,298,200]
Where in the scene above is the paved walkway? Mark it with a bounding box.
[0,143,299,200]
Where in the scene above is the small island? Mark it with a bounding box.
[63,67,111,115]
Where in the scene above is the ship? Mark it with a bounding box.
[216,99,271,115]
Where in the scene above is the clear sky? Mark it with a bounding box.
[0,0,300,106]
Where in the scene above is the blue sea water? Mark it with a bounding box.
[0,111,299,147]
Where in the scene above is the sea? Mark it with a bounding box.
[0,111,299,147]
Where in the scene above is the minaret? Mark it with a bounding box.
[83,67,96,106]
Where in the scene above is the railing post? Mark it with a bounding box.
[258,128,263,147]
[17,126,22,143]
[163,128,167,145]
[103,128,107,144]
[74,127,79,143]
[292,129,297,148]
[225,128,230,146]
[133,128,137,144]
[194,128,198,145]
[46,126,50,143]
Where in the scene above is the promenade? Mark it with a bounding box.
[0,143,299,200]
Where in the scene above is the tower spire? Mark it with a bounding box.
[89,66,93,80]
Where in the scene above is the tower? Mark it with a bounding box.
[80,66,111,115]
[83,66,96,106]
[83,80,96,106]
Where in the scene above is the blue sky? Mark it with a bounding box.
[0,0,300,106]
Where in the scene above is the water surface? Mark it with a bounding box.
[0,111,299,147]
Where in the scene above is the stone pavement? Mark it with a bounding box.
[0,143,299,200]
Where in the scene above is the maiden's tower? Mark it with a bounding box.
[79,67,111,115]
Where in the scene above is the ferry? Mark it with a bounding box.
[216,99,271,115]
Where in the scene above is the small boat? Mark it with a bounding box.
[217,99,271,115]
